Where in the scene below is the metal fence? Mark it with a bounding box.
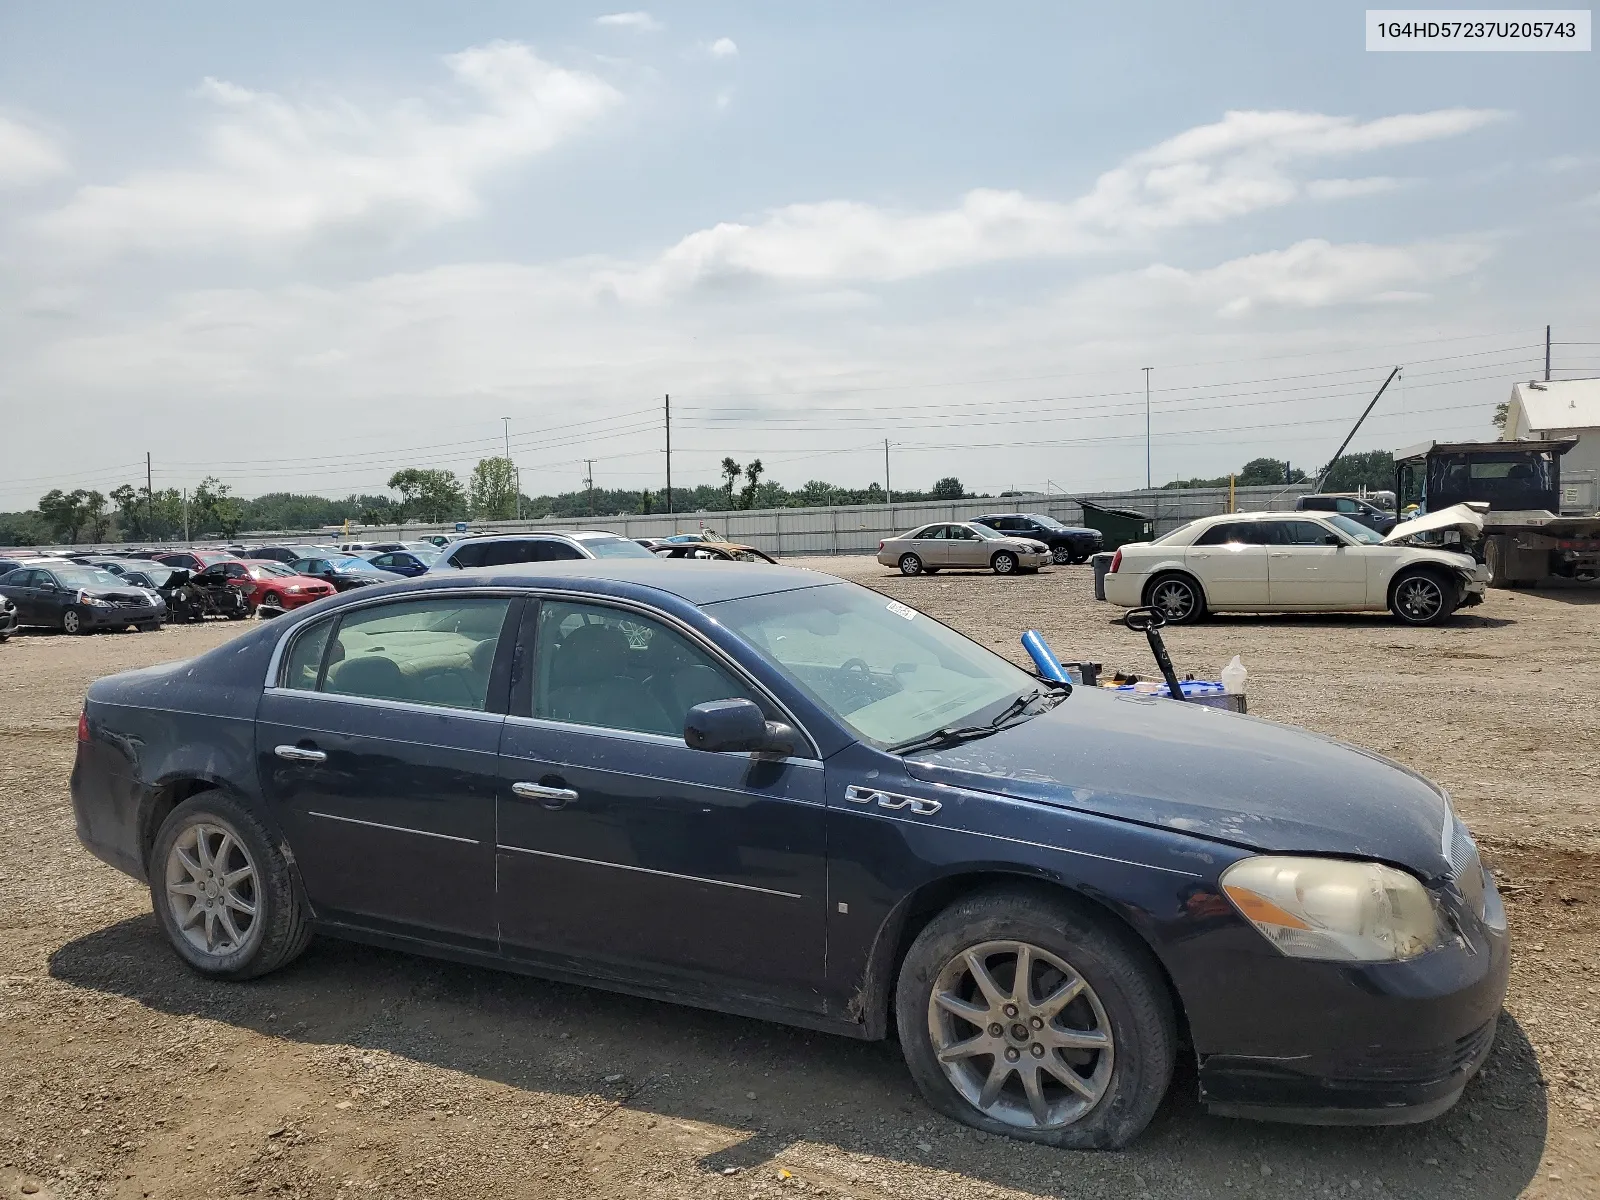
[27,483,1318,557]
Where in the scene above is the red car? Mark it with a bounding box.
[241,562,336,610]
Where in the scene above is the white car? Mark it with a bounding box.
[1102,509,1488,626]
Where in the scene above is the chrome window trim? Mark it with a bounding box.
[495,844,804,900]
[504,712,824,782]
[261,687,507,725]
[308,810,481,845]
[262,583,821,759]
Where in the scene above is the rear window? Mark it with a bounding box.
[584,536,655,559]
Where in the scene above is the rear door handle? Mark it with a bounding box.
[513,781,579,808]
[274,744,327,763]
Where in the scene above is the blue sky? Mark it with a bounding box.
[2,1,1597,508]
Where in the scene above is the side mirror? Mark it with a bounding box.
[1324,535,1344,546]
[685,698,796,756]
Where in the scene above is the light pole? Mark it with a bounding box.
[502,417,520,519]
[1142,367,1153,490]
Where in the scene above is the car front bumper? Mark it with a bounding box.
[78,601,167,628]
[1186,881,1510,1125]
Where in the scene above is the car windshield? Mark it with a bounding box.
[709,581,1042,748]
[408,548,440,564]
[1326,514,1386,544]
[52,567,122,588]
[583,536,657,559]
[1027,514,1067,530]
[967,524,1004,540]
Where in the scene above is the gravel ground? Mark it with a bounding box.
[1,564,1596,1200]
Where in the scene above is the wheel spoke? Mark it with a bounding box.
[194,829,214,872]
[933,991,991,1025]
[1041,1052,1098,1100]
[222,865,254,889]
[178,899,205,929]
[1012,943,1033,1005]
[977,1058,1012,1110]
[168,880,204,899]
[936,1035,994,1063]
[964,951,1007,1007]
[1020,1064,1050,1125]
[202,909,218,951]
[1048,1026,1110,1051]
[218,908,243,948]
[175,845,204,879]
[214,832,234,871]
[1035,975,1085,1020]
[223,890,256,917]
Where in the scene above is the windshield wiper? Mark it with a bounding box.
[888,688,1055,756]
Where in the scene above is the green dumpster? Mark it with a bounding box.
[1076,500,1154,550]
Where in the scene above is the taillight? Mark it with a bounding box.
[77,710,90,743]
[1109,549,1122,574]
[878,540,885,551]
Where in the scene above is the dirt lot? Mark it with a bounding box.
[2,562,1597,1200]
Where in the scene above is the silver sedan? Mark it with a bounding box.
[878,522,1051,576]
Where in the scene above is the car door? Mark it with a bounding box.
[1185,522,1269,606]
[495,597,828,1011]
[946,524,988,567]
[256,592,519,950]
[901,524,948,567]
[0,569,41,623]
[1265,520,1368,607]
[33,569,70,626]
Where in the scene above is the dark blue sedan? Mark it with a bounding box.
[69,562,1507,1148]
[357,548,439,577]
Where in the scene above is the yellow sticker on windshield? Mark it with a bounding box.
[885,600,916,621]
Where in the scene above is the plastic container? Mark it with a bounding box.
[1221,655,1248,695]
[1113,679,1246,712]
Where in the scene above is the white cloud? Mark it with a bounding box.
[609,107,1501,295]
[708,37,739,59]
[1136,239,1492,317]
[596,12,663,32]
[0,115,68,189]
[36,42,621,256]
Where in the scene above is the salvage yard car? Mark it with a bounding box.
[971,513,1104,564]
[878,521,1051,576]
[0,563,168,633]
[1103,509,1488,626]
[70,561,1507,1148]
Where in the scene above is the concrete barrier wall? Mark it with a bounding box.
[33,484,1316,556]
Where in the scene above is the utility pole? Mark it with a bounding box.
[1313,366,1402,492]
[584,460,595,517]
[884,439,892,505]
[502,417,521,521]
[664,394,673,518]
[1142,367,1153,490]
[182,489,190,543]
[145,452,153,533]
[1545,324,1552,381]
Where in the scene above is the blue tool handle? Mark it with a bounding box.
[1021,630,1070,683]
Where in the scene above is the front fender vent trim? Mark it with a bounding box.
[844,785,942,817]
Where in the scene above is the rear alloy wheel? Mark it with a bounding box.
[1390,569,1455,626]
[899,553,925,577]
[896,889,1175,1148]
[150,793,313,980]
[1144,573,1204,624]
[1051,546,1072,565]
[61,609,86,635]
[992,551,1019,576]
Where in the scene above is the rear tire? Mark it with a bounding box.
[149,792,313,980]
[992,551,1019,576]
[899,554,925,577]
[1143,572,1205,624]
[1051,546,1072,566]
[1389,568,1457,626]
[894,887,1176,1149]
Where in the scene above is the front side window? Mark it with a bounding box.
[532,601,755,738]
[910,525,946,540]
[1194,522,1255,546]
[710,581,1036,748]
[1326,514,1384,544]
[317,597,512,710]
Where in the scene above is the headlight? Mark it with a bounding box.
[80,592,113,607]
[1220,856,1440,962]
[286,585,302,593]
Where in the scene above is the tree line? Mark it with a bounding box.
[0,458,973,546]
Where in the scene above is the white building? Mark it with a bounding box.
[1502,378,1600,514]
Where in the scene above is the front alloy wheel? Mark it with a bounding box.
[929,941,1114,1129]
[992,551,1018,576]
[1390,570,1453,626]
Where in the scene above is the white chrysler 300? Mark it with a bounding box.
[1102,509,1488,626]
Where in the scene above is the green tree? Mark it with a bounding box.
[191,477,244,538]
[1236,458,1305,486]
[720,457,743,507]
[109,484,146,541]
[739,459,765,509]
[1492,401,1509,431]
[1318,450,1395,493]
[37,489,94,543]
[468,457,518,521]
[930,476,965,500]
[388,468,466,522]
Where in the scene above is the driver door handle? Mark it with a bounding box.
[274,745,327,763]
[513,782,579,808]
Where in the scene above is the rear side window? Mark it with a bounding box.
[1299,496,1333,510]
[282,621,333,691]
[448,542,487,569]
[320,597,513,711]
[1194,522,1256,546]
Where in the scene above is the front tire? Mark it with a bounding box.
[895,888,1176,1149]
[61,609,87,635]
[1143,572,1205,624]
[149,792,313,980]
[899,553,925,577]
[992,551,1019,576]
[1389,568,1456,626]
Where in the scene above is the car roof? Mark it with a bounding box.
[318,559,837,608]
[1202,510,1330,522]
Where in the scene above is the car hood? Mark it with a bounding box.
[80,583,161,603]
[902,687,1452,876]
[1383,502,1486,544]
